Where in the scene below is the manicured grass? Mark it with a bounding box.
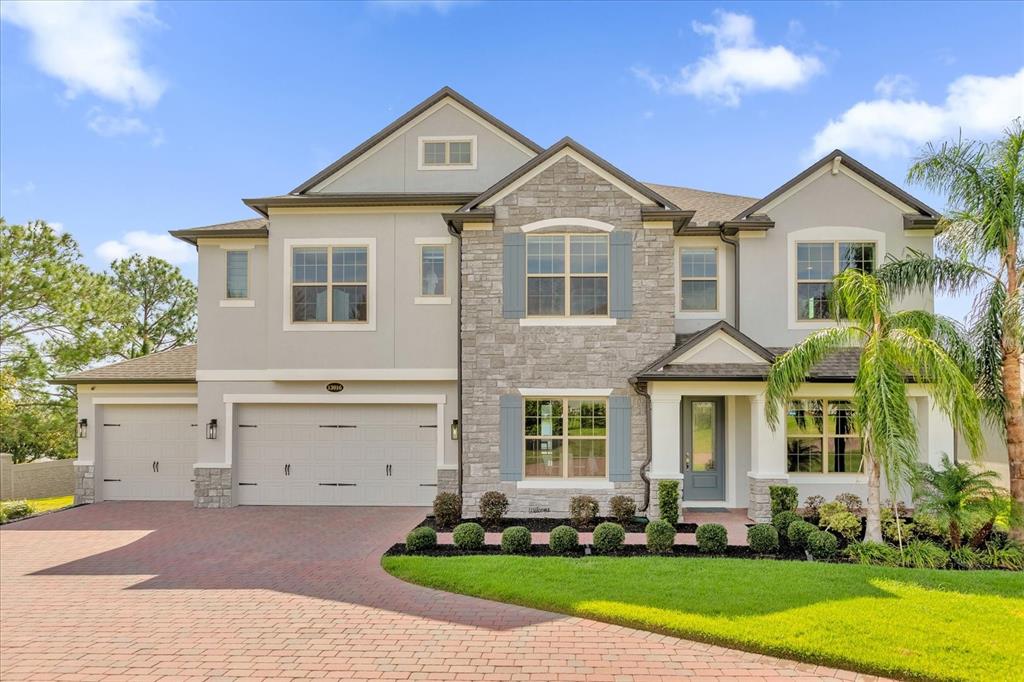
[26,496,74,513]
[383,555,1024,681]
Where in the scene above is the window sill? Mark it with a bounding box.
[519,318,617,327]
[415,296,452,305]
[676,310,726,320]
[788,474,867,484]
[283,322,377,332]
[516,479,615,490]
[220,299,255,308]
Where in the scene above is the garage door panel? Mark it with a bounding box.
[100,404,196,501]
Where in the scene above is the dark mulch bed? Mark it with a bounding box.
[385,542,808,561]
[417,515,698,534]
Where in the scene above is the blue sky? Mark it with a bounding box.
[2,0,1022,322]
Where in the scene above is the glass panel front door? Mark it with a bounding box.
[682,397,725,501]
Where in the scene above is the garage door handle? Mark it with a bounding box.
[419,483,437,487]
[103,423,121,427]
[103,478,121,482]
[419,424,437,428]
[238,482,257,486]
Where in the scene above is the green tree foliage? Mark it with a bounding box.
[108,254,197,359]
[914,455,1000,548]
[765,269,983,542]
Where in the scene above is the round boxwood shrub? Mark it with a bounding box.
[592,522,626,554]
[772,511,800,538]
[695,523,728,554]
[452,522,485,550]
[549,525,579,555]
[609,495,637,523]
[645,518,676,555]
[569,495,600,527]
[500,526,532,554]
[807,530,839,561]
[432,492,462,529]
[787,519,817,549]
[478,491,509,526]
[405,526,437,552]
[747,524,779,554]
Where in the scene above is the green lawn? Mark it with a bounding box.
[383,555,1024,681]
[26,496,74,512]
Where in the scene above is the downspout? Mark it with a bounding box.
[718,226,740,330]
[446,220,464,498]
[629,376,653,512]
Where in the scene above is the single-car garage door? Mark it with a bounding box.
[235,403,438,506]
[101,404,197,501]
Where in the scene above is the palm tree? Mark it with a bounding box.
[877,121,1024,537]
[914,455,999,548]
[765,269,984,542]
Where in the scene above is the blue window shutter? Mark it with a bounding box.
[608,395,632,482]
[503,232,526,319]
[609,230,633,318]
[499,394,524,481]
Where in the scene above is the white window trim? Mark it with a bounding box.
[418,243,447,298]
[523,396,609,482]
[225,249,251,301]
[787,226,885,330]
[282,238,377,332]
[785,398,864,476]
[519,218,615,233]
[220,299,255,308]
[417,135,478,171]
[520,318,617,327]
[675,237,727,320]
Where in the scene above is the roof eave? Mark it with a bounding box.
[51,377,197,386]
[243,193,477,214]
[170,228,269,245]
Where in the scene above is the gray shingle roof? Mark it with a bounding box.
[636,343,862,381]
[643,183,757,226]
[53,346,197,384]
[170,218,269,244]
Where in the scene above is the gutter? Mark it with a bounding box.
[717,224,740,331]
[446,220,464,499]
[628,376,653,512]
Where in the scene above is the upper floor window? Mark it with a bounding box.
[679,247,718,311]
[786,399,862,474]
[796,241,875,320]
[526,234,608,317]
[419,136,476,169]
[420,245,446,297]
[291,245,368,323]
[524,398,607,479]
[226,250,249,299]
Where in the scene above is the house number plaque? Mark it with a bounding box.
[326,382,344,393]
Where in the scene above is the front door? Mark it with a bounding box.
[682,397,725,501]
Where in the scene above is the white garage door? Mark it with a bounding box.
[235,403,438,506]
[101,404,197,501]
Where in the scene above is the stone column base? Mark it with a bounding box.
[194,467,233,508]
[747,474,788,523]
[74,464,95,504]
[437,469,458,497]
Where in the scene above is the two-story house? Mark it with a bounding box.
[57,86,964,521]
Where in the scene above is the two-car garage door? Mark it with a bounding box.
[101,404,197,501]
[234,403,438,506]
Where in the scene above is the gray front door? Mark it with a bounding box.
[682,397,725,501]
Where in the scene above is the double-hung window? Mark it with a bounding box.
[225,250,249,299]
[526,234,609,317]
[786,399,863,474]
[679,247,718,311]
[420,245,446,297]
[796,241,875,320]
[290,245,368,323]
[420,138,475,168]
[524,398,607,479]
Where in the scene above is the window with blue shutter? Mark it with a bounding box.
[608,395,632,481]
[503,232,526,318]
[499,395,524,481]
[609,230,633,318]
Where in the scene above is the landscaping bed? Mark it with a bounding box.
[417,514,697,534]
[387,542,800,560]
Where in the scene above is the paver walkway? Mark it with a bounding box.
[1,502,880,682]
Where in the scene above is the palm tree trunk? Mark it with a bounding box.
[864,454,882,542]
[1003,348,1024,541]
[949,517,962,549]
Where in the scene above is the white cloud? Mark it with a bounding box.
[87,109,165,146]
[633,11,824,107]
[874,74,916,99]
[809,68,1024,159]
[0,0,165,108]
[96,231,195,265]
[369,0,471,14]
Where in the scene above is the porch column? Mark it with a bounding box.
[649,393,682,519]
[747,393,789,522]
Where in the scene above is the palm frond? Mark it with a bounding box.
[875,249,991,299]
[764,326,857,429]
[887,310,976,380]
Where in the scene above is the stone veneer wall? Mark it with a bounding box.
[74,464,95,504]
[748,475,788,522]
[460,156,677,516]
[194,467,233,508]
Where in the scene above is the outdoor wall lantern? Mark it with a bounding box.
[77,418,88,439]
[450,419,460,441]
[206,419,218,440]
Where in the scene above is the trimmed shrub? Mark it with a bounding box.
[835,492,864,515]
[549,525,579,555]
[881,507,914,544]
[645,518,676,554]
[569,495,600,527]
[695,523,728,554]
[787,520,817,549]
[911,511,945,540]
[901,539,950,569]
[592,522,626,554]
[433,492,462,529]
[807,530,839,561]
[405,527,437,552]
[609,495,637,523]
[949,546,983,570]
[500,526,532,555]
[0,500,32,522]
[769,485,798,516]
[981,541,1024,571]
[802,495,825,518]
[844,541,900,566]
[657,480,680,525]
[772,511,800,538]
[747,524,779,554]
[478,491,509,526]
[452,522,485,550]
[819,502,861,542]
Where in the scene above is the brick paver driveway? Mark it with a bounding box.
[1,503,873,682]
